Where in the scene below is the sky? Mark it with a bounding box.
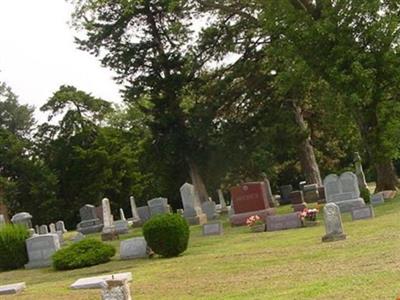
[0,0,122,122]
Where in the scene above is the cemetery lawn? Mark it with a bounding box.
[1,199,400,299]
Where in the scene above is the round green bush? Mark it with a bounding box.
[0,224,29,270]
[143,213,189,258]
[52,238,116,270]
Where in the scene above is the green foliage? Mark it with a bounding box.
[52,239,116,270]
[0,224,29,270]
[360,187,371,204]
[143,214,190,258]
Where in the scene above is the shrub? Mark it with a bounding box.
[360,187,371,204]
[52,238,115,270]
[143,213,189,258]
[0,224,29,270]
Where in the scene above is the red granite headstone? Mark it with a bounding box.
[229,182,276,226]
[230,182,269,213]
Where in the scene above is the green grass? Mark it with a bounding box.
[1,198,399,299]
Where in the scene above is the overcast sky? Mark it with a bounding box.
[0,0,122,122]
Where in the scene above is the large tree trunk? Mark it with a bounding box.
[188,159,210,204]
[294,105,323,186]
[375,160,399,192]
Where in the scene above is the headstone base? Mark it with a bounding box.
[77,219,103,234]
[292,203,307,212]
[184,213,207,225]
[322,233,346,242]
[25,259,52,269]
[335,198,365,213]
[230,208,276,226]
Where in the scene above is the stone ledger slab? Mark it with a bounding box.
[266,213,302,231]
[70,272,132,290]
[0,282,26,295]
[202,222,223,236]
[351,206,374,221]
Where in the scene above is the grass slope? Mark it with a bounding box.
[0,199,399,299]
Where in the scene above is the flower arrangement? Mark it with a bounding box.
[246,215,265,232]
[299,208,319,223]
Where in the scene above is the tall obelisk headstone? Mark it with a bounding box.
[101,198,118,241]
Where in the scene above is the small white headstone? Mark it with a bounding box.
[120,208,126,221]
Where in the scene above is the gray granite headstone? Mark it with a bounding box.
[351,206,374,221]
[11,212,32,229]
[77,204,103,234]
[39,225,48,235]
[201,201,218,220]
[114,220,129,234]
[279,185,293,205]
[55,221,67,233]
[202,222,223,236]
[370,193,384,205]
[137,206,150,223]
[25,234,60,269]
[120,237,148,260]
[266,213,302,231]
[322,203,346,242]
[148,198,170,216]
[180,183,207,225]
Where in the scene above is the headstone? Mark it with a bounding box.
[354,152,368,190]
[128,196,141,227]
[262,173,278,207]
[289,191,307,212]
[148,198,170,217]
[279,185,293,205]
[49,223,56,233]
[35,225,39,234]
[0,214,5,228]
[217,189,228,213]
[120,209,126,221]
[229,182,276,226]
[28,228,36,237]
[39,225,48,235]
[323,172,365,212]
[25,234,60,269]
[114,220,129,234]
[202,222,223,236]
[102,198,118,241]
[55,220,67,233]
[70,272,132,290]
[351,206,374,221]
[137,206,151,223]
[201,201,219,220]
[0,282,26,295]
[370,193,384,205]
[317,186,326,202]
[266,213,302,231]
[11,212,32,229]
[101,278,132,300]
[120,237,148,259]
[303,184,319,203]
[180,183,207,225]
[77,204,103,234]
[322,203,346,242]
[72,232,85,243]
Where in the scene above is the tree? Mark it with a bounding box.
[71,0,218,203]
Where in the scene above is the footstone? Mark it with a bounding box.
[120,237,148,260]
[322,203,346,242]
[202,222,223,236]
[266,213,302,231]
[70,272,132,290]
[351,206,374,221]
[0,282,26,295]
[370,193,384,206]
[25,234,60,269]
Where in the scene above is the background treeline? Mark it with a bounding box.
[1,0,400,227]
